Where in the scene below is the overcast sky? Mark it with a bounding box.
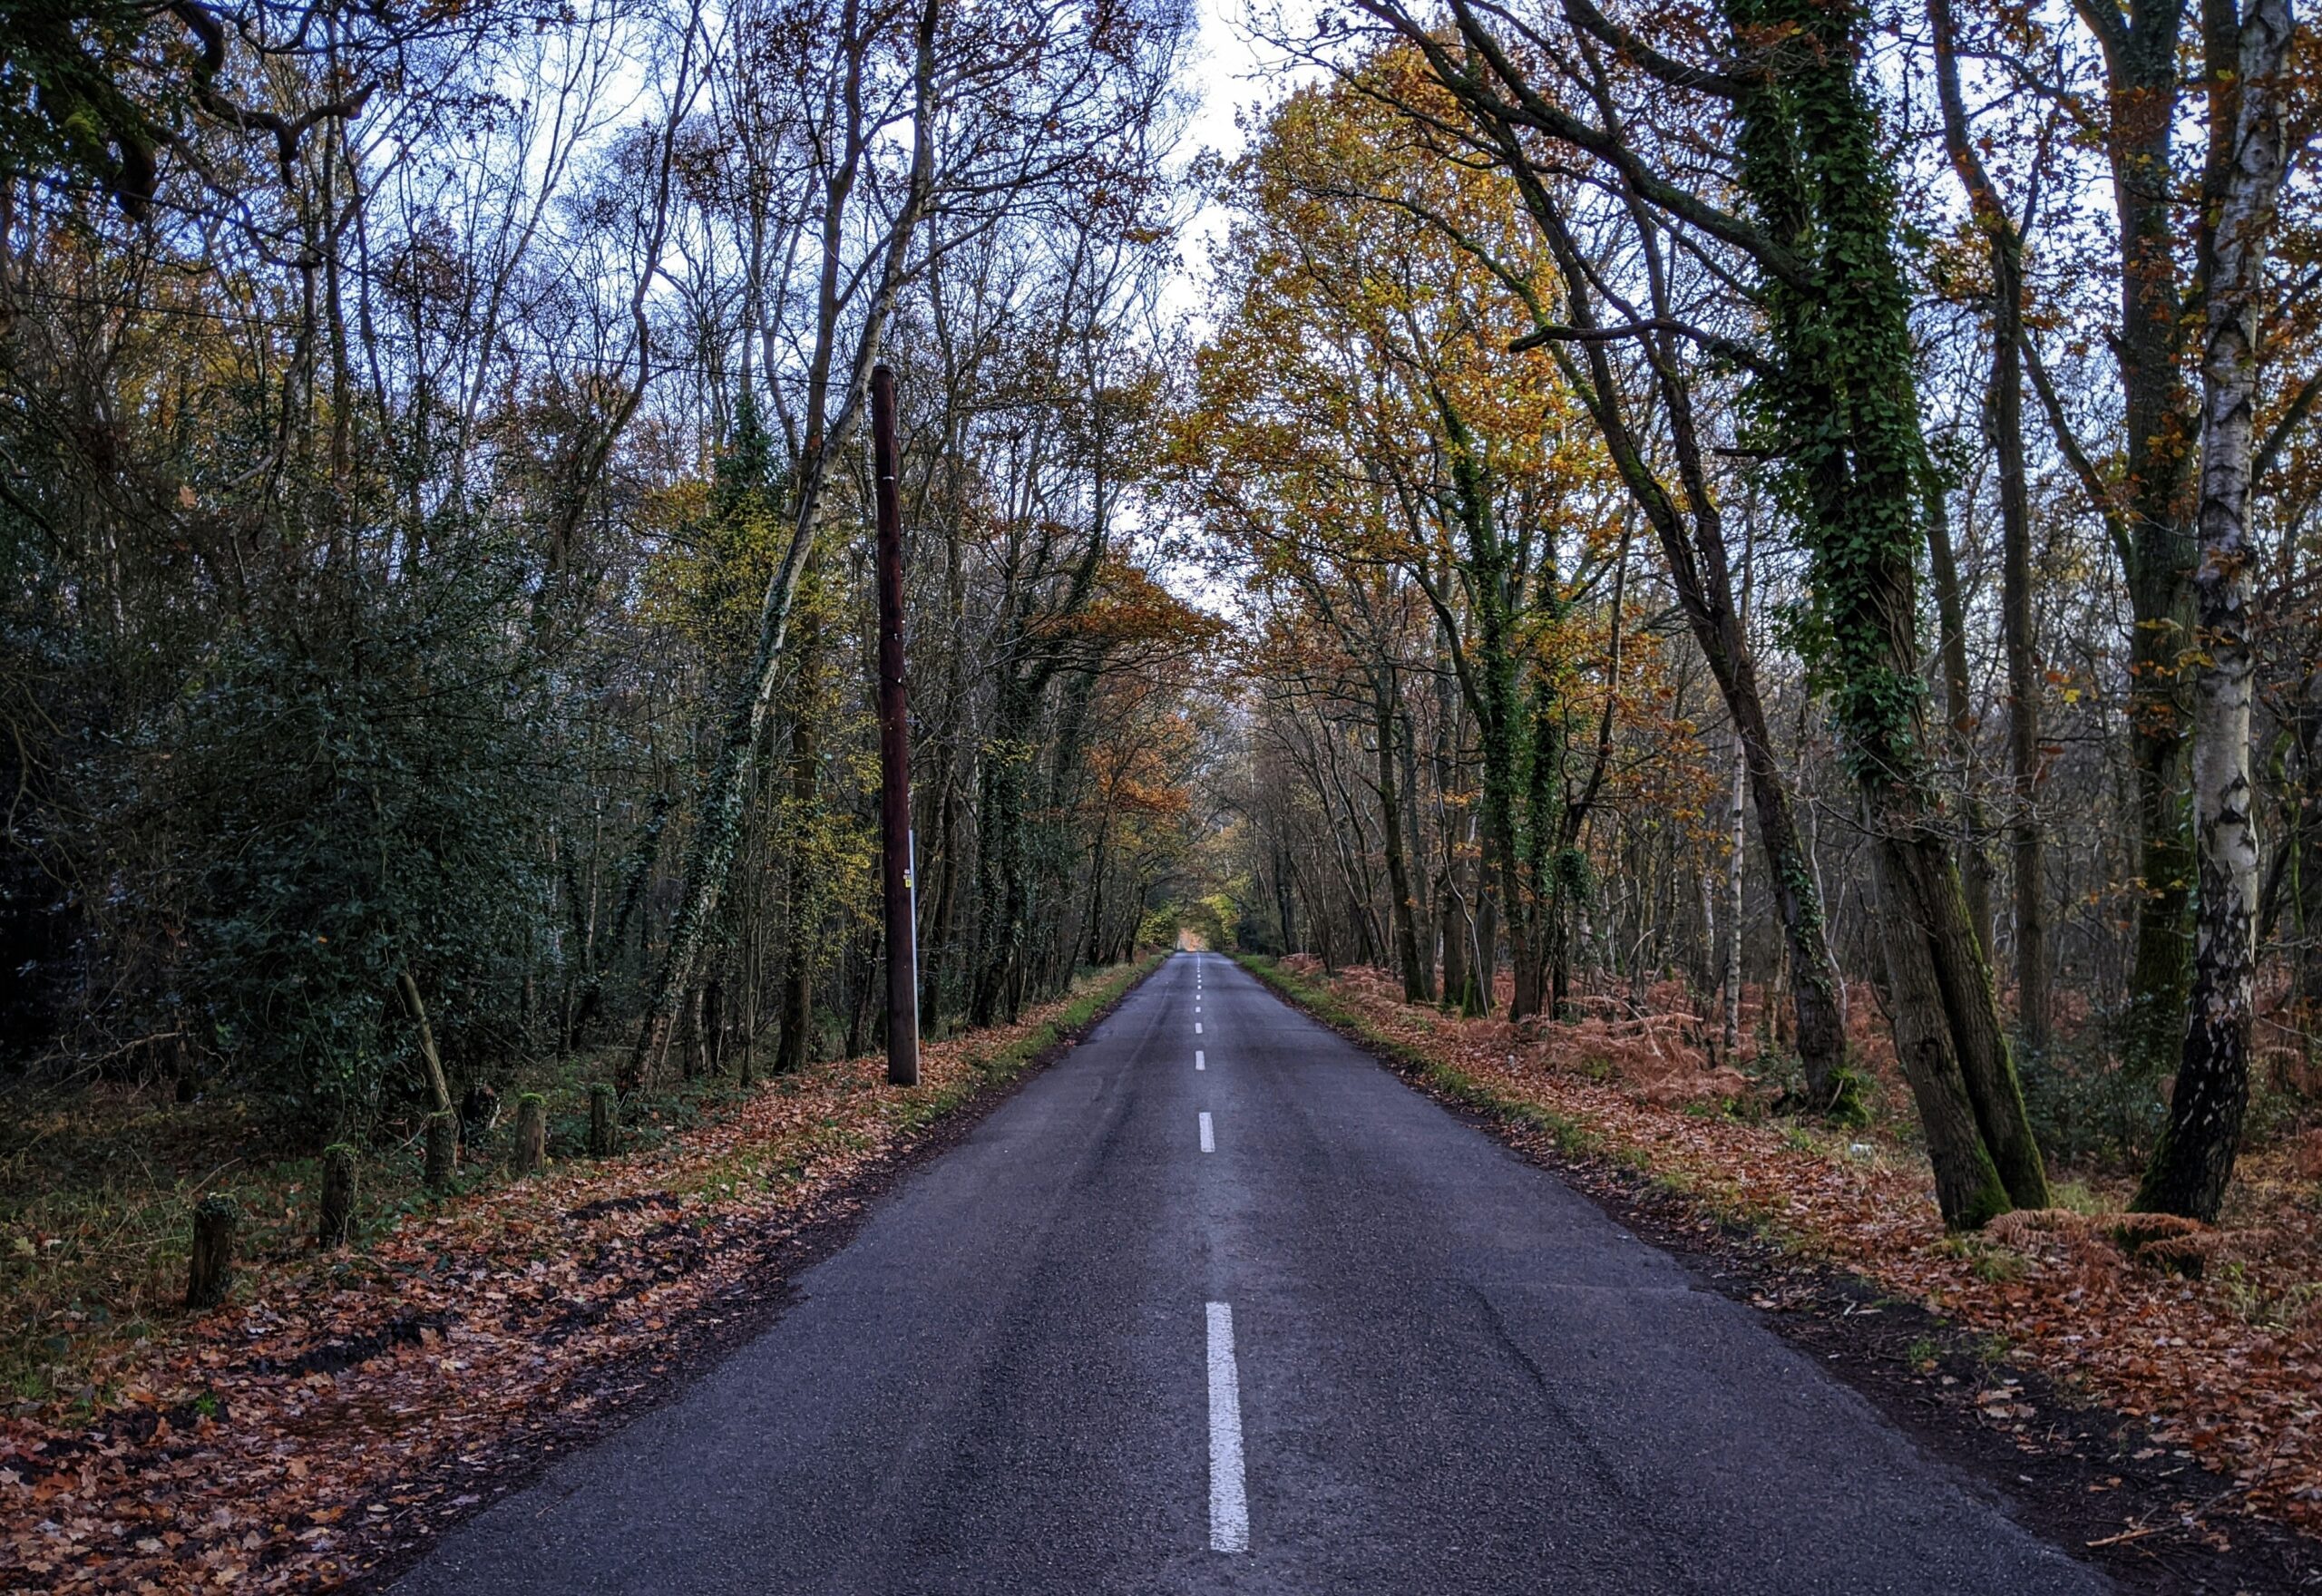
[1167,0,1316,323]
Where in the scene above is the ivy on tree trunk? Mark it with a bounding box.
[1726,0,2048,1227]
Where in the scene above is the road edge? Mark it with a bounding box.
[1232,952,2318,1596]
[346,951,1172,1594]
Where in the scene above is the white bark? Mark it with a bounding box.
[2190,0,2294,988]
[1724,747,1744,1053]
[2139,0,2294,1216]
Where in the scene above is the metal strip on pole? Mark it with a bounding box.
[872,364,921,1085]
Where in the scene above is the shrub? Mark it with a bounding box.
[176,547,552,1131]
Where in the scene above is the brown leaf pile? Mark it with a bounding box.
[1277,960,2322,1537]
[0,960,1156,1593]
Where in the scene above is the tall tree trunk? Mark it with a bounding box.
[1435,618,1486,1014]
[1446,424,1520,1019]
[1696,863,1718,1005]
[776,618,823,1075]
[1399,700,1435,995]
[1274,839,1299,954]
[2114,0,2203,1088]
[1520,615,1569,1021]
[1471,842,1498,1015]
[1930,0,2048,1052]
[1724,749,1745,1054]
[2281,671,2322,1021]
[971,673,1033,1027]
[1923,475,1996,959]
[1439,873,1469,1010]
[1376,670,1431,1001]
[2012,0,2199,1087]
[1730,0,2046,1221]
[1995,318,2051,1060]
[2134,0,2292,1219]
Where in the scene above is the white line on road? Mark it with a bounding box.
[1195,1022,1203,1035]
[1206,1302,1249,1553]
[1198,1111,1215,1153]
[1195,1049,1205,1070]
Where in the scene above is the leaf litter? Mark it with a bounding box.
[1259,957,2322,1552]
[0,959,1159,1593]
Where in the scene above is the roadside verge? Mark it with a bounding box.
[2,954,1166,1594]
[1239,953,2322,1592]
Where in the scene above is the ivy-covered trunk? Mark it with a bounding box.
[2133,0,2294,1220]
[2107,0,2201,1095]
[1729,0,2047,1227]
[1450,436,1518,1019]
[1375,667,1432,1002]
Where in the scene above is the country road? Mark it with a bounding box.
[393,952,2111,1596]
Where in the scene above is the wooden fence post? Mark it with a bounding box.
[186,1196,237,1309]
[514,1093,547,1172]
[588,1084,618,1157]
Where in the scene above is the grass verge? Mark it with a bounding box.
[1235,953,2322,1547]
[2,953,1165,1593]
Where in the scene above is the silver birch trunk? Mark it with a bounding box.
[2133,0,2294,1218]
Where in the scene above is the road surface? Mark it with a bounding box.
[395,951,2109,1595]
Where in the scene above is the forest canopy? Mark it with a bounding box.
[2,0,2318,1234]
[0,0,1219,1129]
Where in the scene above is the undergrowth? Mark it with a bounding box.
[1,955,1162,1407]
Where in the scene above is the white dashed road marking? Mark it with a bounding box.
[1206,1302,1249,1553]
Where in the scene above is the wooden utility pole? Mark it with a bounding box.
[872,364,921,1085]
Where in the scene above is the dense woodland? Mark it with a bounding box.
[3,0,2319,1241]
[1177,0,2321,1228]
[0,0,1217,1134]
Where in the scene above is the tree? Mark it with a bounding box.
[1348,0,2049,1222]
[2132,0,2297,1219]
[1928,0,2050,1055]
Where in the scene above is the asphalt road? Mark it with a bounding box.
[395,951,2112,1595]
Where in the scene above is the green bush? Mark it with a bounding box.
[176,548,551,1130]
[2018,1042,2165,1170]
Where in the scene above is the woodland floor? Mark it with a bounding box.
[0,956,1164,1593]
[1243,955,2322,1590]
